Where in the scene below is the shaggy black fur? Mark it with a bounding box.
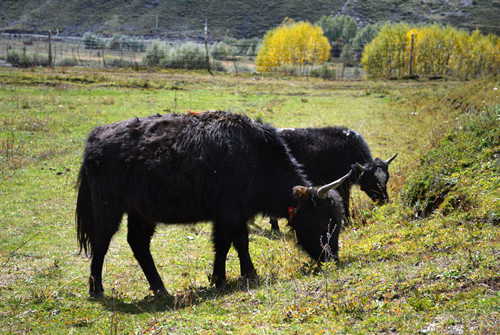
[76,111,344,297]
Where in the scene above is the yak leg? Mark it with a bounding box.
[269,217,280,231]
[89,212,121,298]
[127,211,167,296]
[232,223,257,280]
[211,221,232,288]
[89,234,112,298]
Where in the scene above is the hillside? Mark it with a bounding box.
[1,0,499,38]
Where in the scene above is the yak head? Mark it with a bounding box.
[354,153,398,205]
[289,171,351,263]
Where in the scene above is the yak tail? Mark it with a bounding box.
[76,165,93,257]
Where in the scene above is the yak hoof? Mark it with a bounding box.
[209,274,226,290]
[151,287,169,297]
[89,290,105,299]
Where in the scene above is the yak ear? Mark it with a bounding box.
[293,186,311,202]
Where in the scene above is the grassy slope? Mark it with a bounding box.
[1,0,499,37]
[0,68,498,334]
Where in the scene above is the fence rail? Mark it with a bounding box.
[0,33,365,80]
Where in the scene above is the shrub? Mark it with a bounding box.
[104,56,135,68]
[310,63,336,80]
[82,32,105,50]
[55,57,79,67]
[161,42,206,70]
[107,34,145,52]
[142,40,223,71]
[221,36,261,56]
[210,42,236,60]
[142,41,166,67]
[6,50,49,68]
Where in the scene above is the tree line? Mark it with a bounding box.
[361,22,500,79]
[4,15,499,80]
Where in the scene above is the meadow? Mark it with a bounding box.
[0,67,498,334]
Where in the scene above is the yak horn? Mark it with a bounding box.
[317,169,352,199]
[356,162,366,171]
[385,153,398,165]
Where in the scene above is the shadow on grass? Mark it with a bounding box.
[93,277,263,314]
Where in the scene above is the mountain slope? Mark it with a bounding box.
[1,0,499,38]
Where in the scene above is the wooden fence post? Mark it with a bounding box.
[205,19,213,75]
[48,30,53,67]
[409,33,415,76]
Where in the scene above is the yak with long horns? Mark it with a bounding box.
[76,111,350,297]
[268,127,397,230]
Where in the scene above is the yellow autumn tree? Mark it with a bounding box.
[256,19,331,73]
[362,22,500,79]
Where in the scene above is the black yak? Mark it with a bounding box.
[268,127,397,230]
[76,111,349,297]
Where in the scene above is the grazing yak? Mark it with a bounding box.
[268,127,397,231]
[76,111,350,297]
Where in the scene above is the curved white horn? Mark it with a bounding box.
[385,153,398,165]
[356,162,366,171]
[317,169,352,199]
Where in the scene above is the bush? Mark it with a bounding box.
[310,64,336,80]
[161,42,206,70]
[142,41,166,67]
[82,32,105,50]
[104,56,135,68]
[227,63,255,74]
[55,57,79,67]
[142,40,223,71]
[210,42,236,60]
[221,36,261,56]
[107,34,145,52]
[6,50,49,68]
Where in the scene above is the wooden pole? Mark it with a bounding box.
[48,30,53,67]
[409,33,415,76]
[205,19,213,75]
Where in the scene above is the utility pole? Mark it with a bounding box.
[205,19,213,75]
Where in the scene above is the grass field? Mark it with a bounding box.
[0,67,498,334]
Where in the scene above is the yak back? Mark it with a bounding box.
[278,127,372,185]
[80,111,308,224]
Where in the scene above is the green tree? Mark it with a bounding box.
[352,23,381,61]
[316,15,358,44]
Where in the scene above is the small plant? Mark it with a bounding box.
[82,32,105,50]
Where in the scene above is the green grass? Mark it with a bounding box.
[0,67,499,334]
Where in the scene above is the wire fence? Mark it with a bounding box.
[0,33,366,80]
